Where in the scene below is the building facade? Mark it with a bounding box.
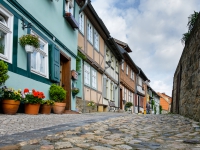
[157,92,171,114]
[115,39,138,112]
[76,2,123,112]
[1,0,82,111]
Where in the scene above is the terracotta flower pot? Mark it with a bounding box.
[40,104,52,114]
[52,102,66,114]
[25,103,40,115]
[1,99,20,115]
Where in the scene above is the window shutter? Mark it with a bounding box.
[113,85,116,101]
[103,78,107,98]
[49,45,60,83]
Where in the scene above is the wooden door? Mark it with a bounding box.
[60,53,71,110]
[120,89,122,109]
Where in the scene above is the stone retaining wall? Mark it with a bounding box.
[172,13,200,121]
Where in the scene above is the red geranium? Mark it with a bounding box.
[24,88,29,93]
[23,88,45,104]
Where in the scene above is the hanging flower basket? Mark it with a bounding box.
[25,45,35,53]
[19,34,39,53]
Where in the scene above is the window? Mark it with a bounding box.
[111,55,114,68]
[124,88,126,100]
[31,31,48,77]
[79,12,84,34]
[65,0,74,15]
[138,77,142,86]
[128,91,131,102]
[87,21,93,44]
[115,61,118,72]
[91,69,97,89]
[84,63,90,85]
[110,83,113,100]
[131,70,134,80]
[106,49,109,62]
[126,65,128,75]
[94,29,99,50]
[121,62,124,70]
[0,5,13,63]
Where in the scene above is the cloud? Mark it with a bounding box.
[91,0,200,96]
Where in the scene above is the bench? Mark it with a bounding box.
[108,101,120,112]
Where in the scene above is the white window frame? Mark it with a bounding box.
[91,69,97,89]
[84,63,90,86]
[87,20,93,44]
[30,30,49,78]
[79,12,84,34]
[0,5,13,63]
[116,61,118,73]
[128,91,131,102]
[121,62,124,70]
[94,29,99,51]
[65,0,74,16]
[110,82,113,100]
[126,65,128,75]
[131,69,134,80]
[138,77,142,86]
[124,88,126,100]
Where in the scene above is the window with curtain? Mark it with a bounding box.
[31,31,48,77]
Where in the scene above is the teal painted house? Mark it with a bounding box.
[0,0,84,111]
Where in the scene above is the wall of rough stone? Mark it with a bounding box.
[76,97,98,113]
[172,13,200,121]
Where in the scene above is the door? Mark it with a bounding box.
[120,89,122,109]
[60,53,71,110]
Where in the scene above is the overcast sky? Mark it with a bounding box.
[91,0,200,96]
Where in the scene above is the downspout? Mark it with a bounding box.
[135,69,140,113]
[79,0,88,14]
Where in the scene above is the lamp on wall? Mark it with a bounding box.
[21,18,32,30]
[105,60,111,69]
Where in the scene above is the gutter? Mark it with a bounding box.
[135,68,140,113]
[79,0,89,14]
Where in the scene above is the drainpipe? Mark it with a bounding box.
[135,69,140,113]
[79,0,88,14]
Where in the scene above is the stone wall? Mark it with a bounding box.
[76,97,98,113]
[172,13,200,121]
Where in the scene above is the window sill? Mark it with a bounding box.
[87,40,93,46]
[79,30,84,36]
[0,54,10,63]
[64,12,79,29]
[31,69,48,78]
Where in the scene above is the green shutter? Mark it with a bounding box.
[49,44,60,83]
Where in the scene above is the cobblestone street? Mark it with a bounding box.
[0,113,200,150]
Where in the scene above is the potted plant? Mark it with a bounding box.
[22,88,45,115]
[19,34,39,53]
[72,88,79,96]
[87,101,95,113]
[1,87,22,115]
[40,100,54,114]
[49,84,66,114]
[125,102,133,112]
[0,60,9,98]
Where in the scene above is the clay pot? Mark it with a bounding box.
[52,102,66,114]
[25,103,40,115]
[1,99,20,115]
[40,104,52,114]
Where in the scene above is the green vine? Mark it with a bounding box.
[154,105,157,114]
[159,105,162,114]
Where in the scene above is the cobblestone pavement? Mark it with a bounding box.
[0,113,200,150]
